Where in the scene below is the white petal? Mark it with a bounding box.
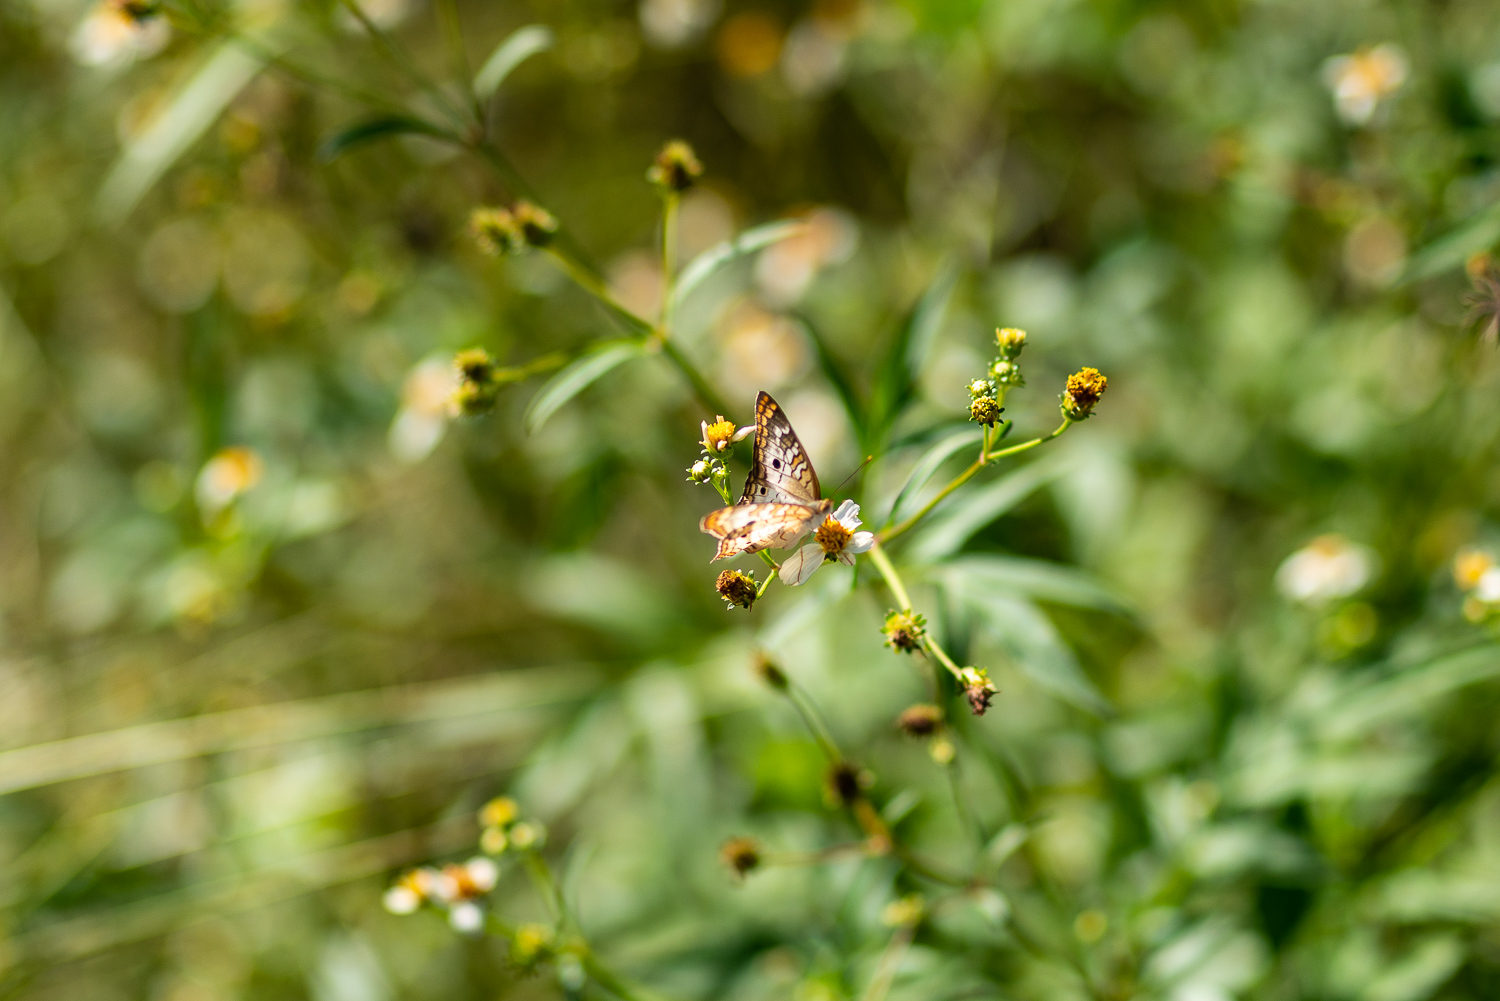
[449,902,484,933]
[833,499,859,525]
[846,532,875,555]
[780,544,824,586]
[732,425,754,441]
[836,550,855,566]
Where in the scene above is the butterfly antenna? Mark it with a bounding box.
[833,455,875,497]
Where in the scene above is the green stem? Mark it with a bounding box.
[658,337,733,420]
[755,567,778,597]
[785,682,842,764]
[544,248,654,337]
[580,952,673,1001]
[434,0,481,122]
[867,541,912,611]
[660,193,680,331]
[334,0,470,130]
[878,418,1072,545]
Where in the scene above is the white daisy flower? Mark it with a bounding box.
[780,499,875,586]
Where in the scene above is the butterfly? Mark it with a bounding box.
[699,391,834,561]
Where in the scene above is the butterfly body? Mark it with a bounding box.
[700,392,831,561]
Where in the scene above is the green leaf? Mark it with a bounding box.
[1320,644,1500,741]
[938,555,1130,615]
[524,341,645,433]
[1401,200,1500,284]
[794,311,865,437]
[318,115,450,163]
[866,261,959,447]
[948,586,1111,716]
[905,454,1066,564]
[473,25,554,102]
[671,220,806,312]
[885,427,983,525]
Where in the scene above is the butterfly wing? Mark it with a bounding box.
[700,501,828,561]
[737,391,822,506]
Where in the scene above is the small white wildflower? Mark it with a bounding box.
[780,500,875,586]
[449,901,484,933]
[1275,534,1376,604]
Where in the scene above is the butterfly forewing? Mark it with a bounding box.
[701,392,830,561]
[736,392,821,506]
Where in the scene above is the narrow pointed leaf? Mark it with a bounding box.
[938,555,1130,615]
[473,25,554,102]
[886,427,983,525]
[525,341,645,433]
[671,220,806,312]
[906,454,1067,564]
[318,115,450,162]
[795,311,864,438]
[1402,201,1500,284]
[867,261,958,445]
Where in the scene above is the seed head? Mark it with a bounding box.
[996,327,1027,359]
[897,703,942,737]
[958,666,997,716]
[1061,367,1108,421]
[882,609,926,653]
[688,458,713,483]
[716,569,758,610]
[452,348,501,415]
[970,396,1002,427]
[752,651,789,690]
[719,836,763,878]
[511,923,554,966]
[1464,266,1500,346]
[647,140,704,193]
[826,761,870,807]
[469,206,519,256]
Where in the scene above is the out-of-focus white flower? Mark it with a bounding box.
[781,19,848,95]
[383,867,438,915]
[448,901,484,933]
[196,446,263,515]
[1323,45,1408,125]
[755,207,857,306]
[1275,534,1376,604]
[71,0,169,67]
[389,358,460,463]
[780,499,875,586]
[640,0,720,49]
[717,301,809,397]
[1474,567,1500,603]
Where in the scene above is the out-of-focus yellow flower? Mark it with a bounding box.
[196,447,263,515]
[716,12,784,78]
[1454,548,1494,591]
[71,0,168,66]
[1323,45,1408,125]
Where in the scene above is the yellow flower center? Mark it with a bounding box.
[704,418,736,450]
[815,516,852,554]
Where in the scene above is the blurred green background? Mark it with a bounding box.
[4,0,1500,998]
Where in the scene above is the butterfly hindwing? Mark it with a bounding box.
[736,391,822,506]
[700,501,830,560]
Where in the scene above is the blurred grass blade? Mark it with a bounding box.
[949,587,1111,716]
[0,665,593,796]
[1320,644,1500,741]
[318,115,451,162]
[795,311,864,434]
[886,427,983,524]
[524,340,645,433]
[905,454,1066,564]
[1402,201,1500,283]
[867,261,958,446]
[96,42,265,225]
[473,25,554,101]
[938,555,1130,615]
[671,220,806,312]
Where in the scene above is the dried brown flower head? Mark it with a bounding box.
[509,200,558,249]
[752,651,788,690]
[826,761,868,806]
[647,140,704,193]
[1061,367,1108,421]
[897,703,942,737]
[958,667,997,716]
[719,836,763,878]
[882,609,926,653]
[452,348,501,415]
[716,569,758,610]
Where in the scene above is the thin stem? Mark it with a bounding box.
[755,568,778,597]
[786,682,842,763]
[580,952,673,1001]
[434,0,475,116]
[334,0,470,130]
[921,634,964,680]
[860,926,915,1001]
[878,418,1072,545]
[659,193,680,332]
[543,248,654,337]
[867,541,912,611]
[658,337,733,419]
